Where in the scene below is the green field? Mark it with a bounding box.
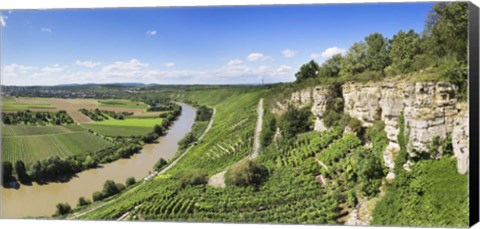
[2,131,111,164]
[81,124,153,137]
[91,118,163,127]
[2,104,56,111]
[98,99,149,109]
[2,125,84,136]
[81,118,162,137]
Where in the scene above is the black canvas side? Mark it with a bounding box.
[469,1,479,227]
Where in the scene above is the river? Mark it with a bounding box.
[0,103,196,218]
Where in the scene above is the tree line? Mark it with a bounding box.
[2,110,74,125]
[295,2,468,99]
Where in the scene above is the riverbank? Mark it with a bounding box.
[0,103,196,218]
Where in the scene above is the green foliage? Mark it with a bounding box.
[2,161,14,184]
[142,132,159,144]
[153,124,164,135]
[77,197,91,207]
[425,2,468,63]
[372,157,468,227]
[2,110,74,125]
[260,112,277,148]
[389,30,421,74]
[318,54,344,78]
[126,177,136,187]
[341,42,368,76]
[195,106,213,121]
[280,105,312,139]
[55,203,72,216]
[14,160,30,184]
[225,159,268,187]
[153,158,168,171]
[92,191,105,202]
[295,60,320,82]
[353,147,385,198]
[178,171,208,188]
[178,132,196,150]
[365,32,390,73]
[395,112,408,173]
[103,180,121,197]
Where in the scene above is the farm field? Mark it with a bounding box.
[98,99,149,109]
[2,125,84,136]
[81,118,163,137]
[2,130,111,164]
[1,97,152,123]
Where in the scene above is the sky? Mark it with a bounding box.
[0,3,435,86]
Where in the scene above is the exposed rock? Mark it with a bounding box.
[271,80,468,174]
[452,103,469,174]
[383,142,399,178]
[403,160,414,172]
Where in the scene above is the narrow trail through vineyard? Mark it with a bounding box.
[208,98,263,188]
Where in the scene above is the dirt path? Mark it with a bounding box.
[208,98,263,188]
[70,106,216,220]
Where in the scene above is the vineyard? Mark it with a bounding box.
[2,130,111,164]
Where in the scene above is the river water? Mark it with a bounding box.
[0,103,196,218]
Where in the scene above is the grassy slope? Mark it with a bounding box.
[80,88,265,219]
[372,157,468,227]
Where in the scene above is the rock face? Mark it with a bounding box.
[272,80,469,174]
[452,104,469,174]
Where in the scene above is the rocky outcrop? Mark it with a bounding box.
[272,80,469,174]
[452,104,469,174]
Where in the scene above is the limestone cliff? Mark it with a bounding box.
[272,80,469,174]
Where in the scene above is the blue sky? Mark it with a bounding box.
[1,3,434,86]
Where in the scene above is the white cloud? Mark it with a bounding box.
[41,27,52,33]
[164,62,175,68]
[247,53,273,62]
[227,59,243,66]
[282,49,296,58]
[276,65,292,73]
[40,64,64,74]
[75,60,101,68]
[1,15,7,27]
[321,46,346,58]
[3,59,295,86]
[310,53,321,59]
[3,64,34,77]
[146,30,157,36]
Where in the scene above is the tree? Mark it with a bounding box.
[77,197,91,207]
[14,160,30,184]
[365,33,390,73]
[295,60,319,82]
[341,42,368,76]
[424,2,468,63]
[153,158,168,171]
[178,172,208,188]
[2,161,14,183]
[225,159,268,187]
[55,203,72,216]
[92,191,104,201]
[153,124,164,136]
[126,177,136,187]
[389,30,421,73]
[318,54,344,78]
[102,180,120,196]
[281,105,312,139]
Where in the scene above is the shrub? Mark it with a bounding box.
[225,159,268,187]
[125,177,136,187]
[178,172,208,188]
[153,158,168,171]
[77,197,91,207]
[92,191,104,202]
[55,203,72,216]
